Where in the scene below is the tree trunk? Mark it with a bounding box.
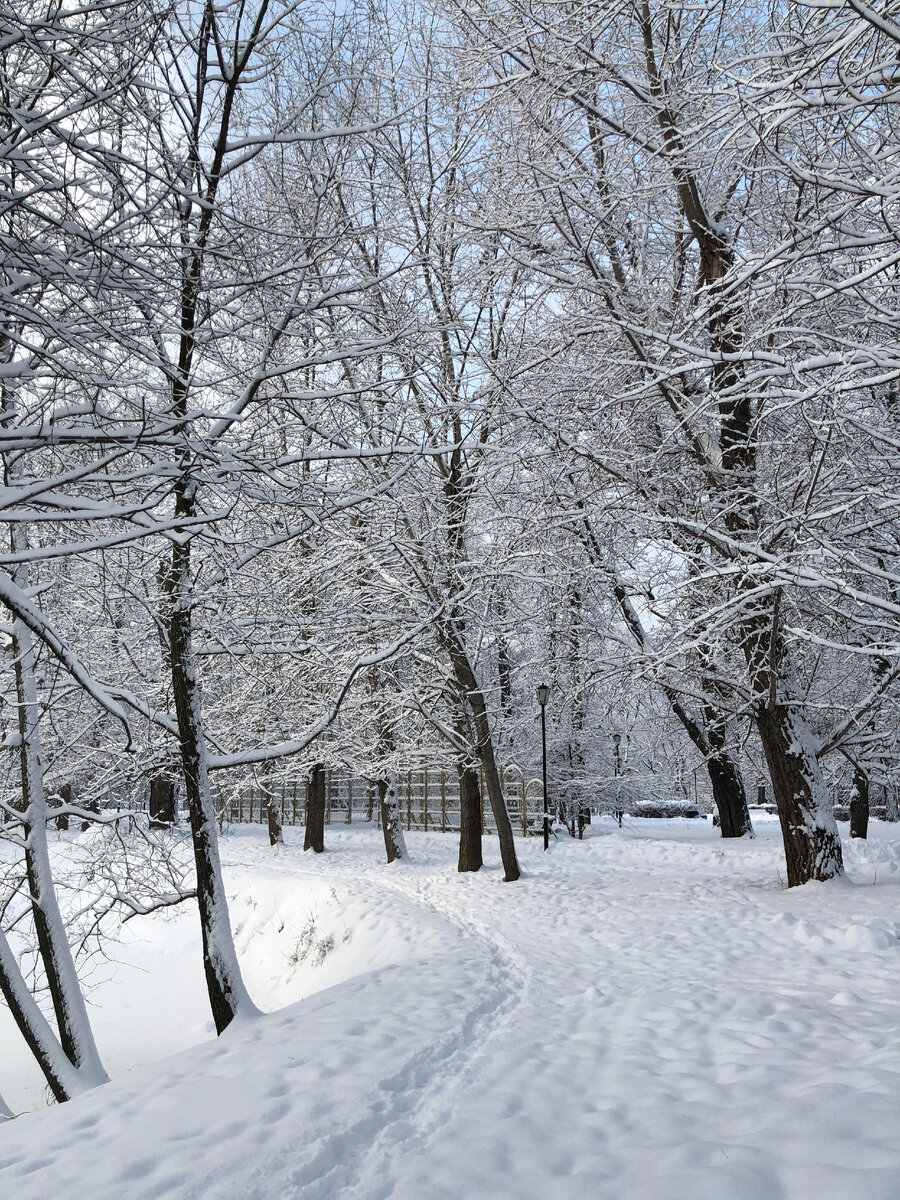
[304,763,326,853]
[705,738,753,839]
[850,766,869,840]
[55,781,71,832]
[11,610,108,1085]
[743,598,843,886]
[609,574,753,838]
[168,534,258,1034]
[0,926,88,1104]
[444,626,520,881]
[378,777,407,863]
[755,702,843,885]
[265,782,283,847]
[457,764,483,872]
[149,775,176,830]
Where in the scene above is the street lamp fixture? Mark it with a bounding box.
[537,684,550,850]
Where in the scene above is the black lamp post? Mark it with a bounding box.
[612,732,622,827]
[537,684,550,850]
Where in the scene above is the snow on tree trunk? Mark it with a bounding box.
[0,927,88,1103]
[267,794,284,847]
[11,611,108,1085]
[850,767,869,840]
[0,1089,12,1121]
[457,764,483,873]
[445,630,520,881]
[378,777,407,863]
[304,763,326,853]
[743,599,843,886]
[168,533,258,1034]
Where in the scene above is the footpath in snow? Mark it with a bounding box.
[2,818,900,1199]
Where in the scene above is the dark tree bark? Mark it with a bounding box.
[55,781,71,832]
[149,775,176,830]
[378,777,406,863]
[304,763,326,853]
[705,729,753,839]
[266,792,283,846]
[850,767,869,840]
[457,764,483,873]
[444,623,520,881]
[169,534,257,1035]
[743,597,843,886]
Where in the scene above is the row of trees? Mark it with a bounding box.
[3,0,900,1109]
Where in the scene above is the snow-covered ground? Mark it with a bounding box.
[2,817,900,1199]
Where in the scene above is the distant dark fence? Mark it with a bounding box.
[218,765,548,837]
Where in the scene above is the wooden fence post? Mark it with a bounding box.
[441,770,447,832]
[423,769,429,831]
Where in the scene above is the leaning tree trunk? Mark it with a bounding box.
[457,764,483,873]
[0,925,89,1103]
[304,763,326,853]
[609,574,753,838]
[850,766,869,840]
[10,606,108,1086]
[445,628,520,881]
[168,532,258,1034]
[378,777,407,863]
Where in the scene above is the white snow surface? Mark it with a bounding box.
[2,818,900,1199]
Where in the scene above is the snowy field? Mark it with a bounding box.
[2,818,900,1199]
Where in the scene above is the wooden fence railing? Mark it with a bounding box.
[219,765,548,837]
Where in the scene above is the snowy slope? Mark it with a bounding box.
[2,820,900,1199]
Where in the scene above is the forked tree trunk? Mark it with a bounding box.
[445,628,520,881]
[457,764,483,873]
[11,608,108,1087]
[169,534,258,1034]
[304,763,326,853]
[378,777,407,863]
[149,775,177,829]
[850,767,869,840]
[0,926,88,1103]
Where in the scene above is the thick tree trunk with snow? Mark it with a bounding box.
[304,763,326,853]
[457,764,483,873]
[755,702,843,886]
[378,777,407,863]
[743,600,843,886]
[850,768,869,840]
[168,532,257,1034]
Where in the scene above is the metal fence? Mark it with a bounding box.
[219,765,548,837]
